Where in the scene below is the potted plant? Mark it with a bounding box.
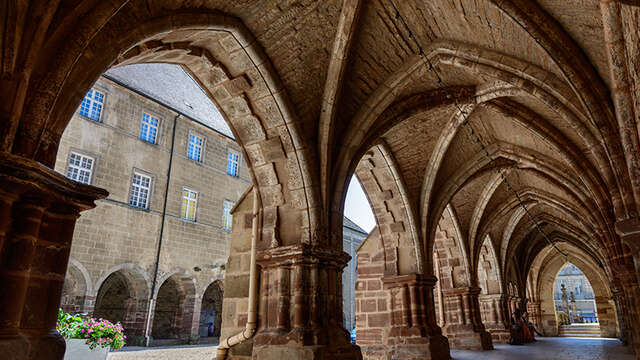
[57,309,126,360]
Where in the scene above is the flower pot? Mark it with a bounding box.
[64,339,110,360]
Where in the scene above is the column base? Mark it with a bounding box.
[0,334,29,360]
[253,343,361,360]
[359,331,450,360]
[483,324,511,343]
[443,324,493,350]
[25,331,66,360]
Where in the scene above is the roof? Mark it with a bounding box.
[343,216,368,235]
[104,63,233,138]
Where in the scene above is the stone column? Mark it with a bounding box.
[479,294,510,343]
[611,288,629,344]
[615,219,640,357]
[253,244,361,360]
[527,300,542,330]
[0,153,107,360]
[381,274,450,360]
[441,287,493,350]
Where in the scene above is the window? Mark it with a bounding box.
[222,200,234,230]
[140,113,159,144]
[66,152,94,184]
[79,88,105,121]
[187,133,203,162]
[181,188,198,221]
[227,150,240,176]
[129,172,151,209]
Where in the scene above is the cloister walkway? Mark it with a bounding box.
[105,337,632,360]
[452,337,634,360]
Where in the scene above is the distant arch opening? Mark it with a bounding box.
[151,274,196,341]
[553,263,598,325]
[199,280,223,341]
[94,269,149,338]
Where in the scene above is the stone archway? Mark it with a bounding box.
[528,243,619,338]
[199,280,223,340]
[432,206,492,350]
[476,236,509,342]
[150,272,196,342]
[94,266,150,339]
[351,142,449,359]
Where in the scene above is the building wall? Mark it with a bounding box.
[343,227,367,331]
[56,76,251,342]
[553,265,597,320]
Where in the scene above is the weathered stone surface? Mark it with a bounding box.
[3,1,640,359]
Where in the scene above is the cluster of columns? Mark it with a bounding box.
[0,153,107,358]
[478,294,511,342]
[252,244,361,360]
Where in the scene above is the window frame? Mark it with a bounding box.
[226,148,241,177]
[78,87,106,122]
[186,130,206,163]
[65,150,96,185]
[222,199,235,230]
[128,169,154,210]
[139,111,161,144]
[181,187,199,222]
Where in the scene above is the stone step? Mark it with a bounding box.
[558,324,601,337]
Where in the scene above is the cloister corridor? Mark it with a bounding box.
[4,1,640,360]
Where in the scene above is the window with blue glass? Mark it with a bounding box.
[227,150,240,176]
[187,133,204,162]
[79,88,105,121]
[140,113,159,144]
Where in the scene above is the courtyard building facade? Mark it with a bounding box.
[57,63,251,345]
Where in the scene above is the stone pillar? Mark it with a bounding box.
[253,244,361,360]
[526,300,542,330]
[0,153,107,360]
[381,274,450,360]
[611,288,629,344]
[479,294,510,343]
[615,219,640,357]
[441,287,493,350]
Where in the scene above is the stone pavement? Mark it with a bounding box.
[451,337,634,360]
[107,344,218,360]
[105,337,633,360]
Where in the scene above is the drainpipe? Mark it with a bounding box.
[144,114,179,346]
[216,189,260,359]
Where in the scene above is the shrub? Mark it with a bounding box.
[57,309,126,351]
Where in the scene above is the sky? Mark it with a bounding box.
[344,176,376,233]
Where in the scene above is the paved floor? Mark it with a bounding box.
[452,337,634,360]
[107,337,633,360]
[108,344,218,360]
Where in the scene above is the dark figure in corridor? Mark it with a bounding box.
[510,309,524,345]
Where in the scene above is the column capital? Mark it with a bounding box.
[615,218,640,254]
[381,273,437,289]
[256,243,351,269]
[441,286,482,296]
[0,152,108,210]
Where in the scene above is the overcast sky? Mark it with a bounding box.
[344,176,375,233]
